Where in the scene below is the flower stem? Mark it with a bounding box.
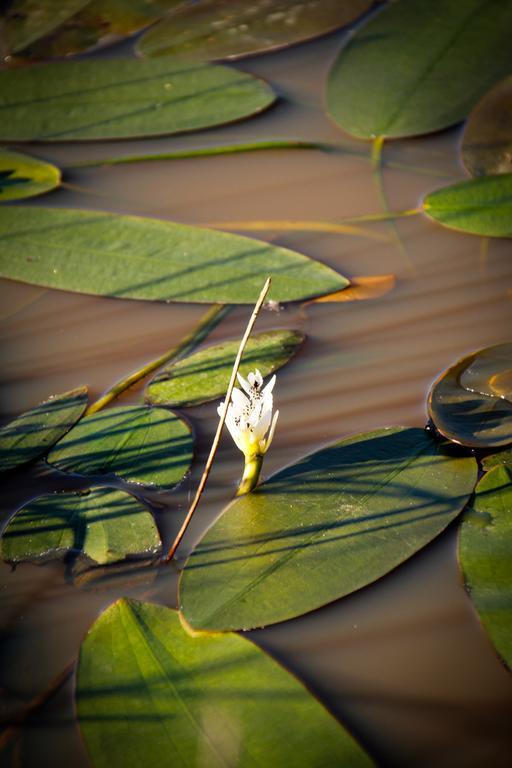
[236,454,264,496]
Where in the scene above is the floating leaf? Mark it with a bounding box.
[0,58,275,141]
[458,465,512,670]
[0,386,88,474]
[428,346,512,449]
[0,207,347,303]
[1,487,161,566]
[462,75,512,177]
[137,0,374,61]
[0,148,60,202]
[481,448,512,473]
[180,427,477,631]
[460,343,512,402]
[422,174,512,237]
[0,0,89,56]
[305,274,395,304]
[47,406,192,490]
[146,329,304,408]
[326,0,512,139]
[77,598,375,768]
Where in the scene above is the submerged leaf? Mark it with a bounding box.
[47,406,192,489]
[0,207,347,304]
[77,598,375,768]
[0,149,61,202]
[460,343,512,403]
[481,448,512,473]
[180,427,477,631]
[305,274,395,304]
[326,0,512,139]
[0,0,89,56]
[0,386,88,474]
[462,75,512,177]
[0,58,275,141]
[459,465,512,670]
[146,329,304,408]
[1,487,161,566]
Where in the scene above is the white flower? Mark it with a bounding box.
[218,369,279,458]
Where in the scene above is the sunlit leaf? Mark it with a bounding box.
[305,274,395,304]
[0,148,60,202]
[137,0,374,61]
[458,465,512,671]
[146,329,304,408]
[326,0,512,139]
[481,447,512,473]
[0,58,275,141]
[47,406,192,490]
[76,598,375,768]
[422,174,512,237]
[0,386,88,474]
[0,0,89,56]
[428,345,512,449]
[462,75,512,177]
[180,427,477,631]
[1,487,161,566]
[0,207,347,304]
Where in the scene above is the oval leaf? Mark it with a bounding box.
[0,148,61,202]
[481,448,512,473]
[422,174,512,237]
[1,487,161,566]
[458,465,512,670]
[180,427,477,631]
[0,207,347,304]
[137,0,374,61]
[460,343,512,402]
[0,386,88,474]
[326,0,512,139]
[0,0,89,55]
[428,346,512,449]
[0,58,275,141]
[146,329,304,408]
[47,405,192,489]
[77,598,375,768]
[462,75,512,177]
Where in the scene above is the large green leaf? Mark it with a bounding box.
[146,329,304,408]
[428,346,512,449]
[76,598,374,768]
[180,427,477,631]
[0,386,88,474]
[481,448,512,473]
[458,465,512,670]
[0,207,347,303]
[326,0,512,139]
[0,148,60,202]
[0,0,89,55]
[422,174,512,237]
[461,76,512,177]
[1,487,161,566]
[137,0,373,61]
[47,406,192,489]
[0,58,275,141]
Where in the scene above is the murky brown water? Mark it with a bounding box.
[1,28,512,768]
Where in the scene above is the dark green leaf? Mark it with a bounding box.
[180,427,477,631]
[481,448,512,472]
[422,174,512,237]
[326,0,512,139]
[0,58,275,141]
[0,207,347,304]
[0,386,88,474]
[428,345,512,448]
[1,487,161,566]
[0,148,60,201]
[462,75,512,177]
[137,0,374,61]
[146,329,304,408]
[76,598,375,768]
[0,0,89,55]
[458,465,512,671]
[47,406,192,490]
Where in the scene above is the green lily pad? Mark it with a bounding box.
[0,148,60,202]
[0,386,88,474]
[0,57,275,141]
[422,174,512,237]
[0,0,89,56]
[462,75,512,177]
[180,427,477,631]
[137,0,374,61]
[326,0,512,139]
[460,343,512,402]
[1,487,161,566]
[146,329,304,408]
[0,207,347,304]
[47,406,192,490]
[76,598,375,768]
[481,448,512,473]
[428,346,512,449]
[458,465,512,670]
